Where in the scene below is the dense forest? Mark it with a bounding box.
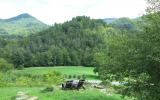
[0,16,139,68]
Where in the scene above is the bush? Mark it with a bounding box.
[73,74,76,79]
[0,72,21,87]
[16,65,24,70]
[68,75,72,79]
[82,74,86,80]
[0,70,65,87]
[77,75,81,79]
[64,74,68,79]
[0,58,13,72]
[43,71,65,85]
[41,86,54,93]
[15,76,33,86]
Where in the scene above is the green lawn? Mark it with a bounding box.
[14,66,99,80]
[0,87,128,100]
[0,67,131,100]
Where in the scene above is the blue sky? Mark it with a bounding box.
[0,0,147,25]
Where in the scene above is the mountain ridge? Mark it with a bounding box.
[103,18,117,23]
[0,13,48,36]
[3,13,35,22]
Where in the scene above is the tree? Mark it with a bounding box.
[94,0,160,99]
[146,0,160,13]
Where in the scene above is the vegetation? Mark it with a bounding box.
[14,66,98,80]
[0,13,48,36]
[0,0,160,99]
[0,58,13,72]
[0,69,64,87]
[0,87,128,100]
[0,15,141,68]
[0,66,97,87]
[94,0,160,100]
[0,16,109,67]
[0,66,127,100]
[110,17,140,32]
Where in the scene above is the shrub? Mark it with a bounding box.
[15,76,33,86]
[17,65,24,70]
[41,86,54,93]
[68,75,72,79]
[0,58,13,72]
[0,72,5,87]
[82,75,86,80]
[43,71,65,85]
[73,74,76,79]
[64,74,68,79]
[77,75,81,79]
[0,70,65,87]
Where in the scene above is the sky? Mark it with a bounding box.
[0,0,147,25]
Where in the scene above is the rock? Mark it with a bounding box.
[99,89,106,93]
[94,85,105,89]
[17,91,27,96]
[16,96,29,100]
[86,80,102,84]
[15,91,29,100]
[27,96,39,100]
[15,91,38,100]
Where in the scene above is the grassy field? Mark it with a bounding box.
[0,66,130,100]
[14,66,99,80]
[0,87,128,100]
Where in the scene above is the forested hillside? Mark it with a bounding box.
[0,15,141,68]
[0,16,109,67]
[0,13,48,36]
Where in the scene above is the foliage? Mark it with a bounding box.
[94,3,160,100]
[0,16,140,69]
[0,16,107,68]
[0,58,13,72]
[0,69,64,87]
[146,0,160,13]
[111,17,139,32]
[43,71,64,85]
[0,6,159,100]
[41,86,54,93]
[0,13,48,36]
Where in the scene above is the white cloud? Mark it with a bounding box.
[0,0,147,25]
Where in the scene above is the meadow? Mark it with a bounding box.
[0,87,128,100]
[0,66,129,100]
[14,66,99,80]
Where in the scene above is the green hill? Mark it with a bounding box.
[0,13,48,36]
[0,16,142,68]
[2,16,108,67]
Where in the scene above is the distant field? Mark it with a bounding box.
[14,66,99,80]
[0,87,128,100]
